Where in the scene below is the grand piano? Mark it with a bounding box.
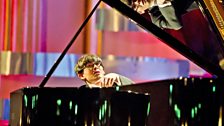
[10,0,224,125]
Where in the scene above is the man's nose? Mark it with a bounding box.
[93,64,99,69]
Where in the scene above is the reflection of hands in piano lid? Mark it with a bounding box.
[121,0,154,13]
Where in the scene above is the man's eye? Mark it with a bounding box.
[95,63,100,66]
[86,64,93,67]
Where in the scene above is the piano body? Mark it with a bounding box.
[10,0,224,126]
[10,87,150,126]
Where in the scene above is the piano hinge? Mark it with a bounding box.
[204,0,224,40]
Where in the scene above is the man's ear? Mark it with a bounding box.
[77,73,85,80]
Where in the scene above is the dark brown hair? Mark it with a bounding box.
[74,54,103,74]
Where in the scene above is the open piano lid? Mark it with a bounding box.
[102,0,224,77]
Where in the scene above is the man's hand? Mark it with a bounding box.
[96,73,121,87]
[136,0,148,4]
[156,0,172,5]
[134,0,172,7]
[132,0,155,14]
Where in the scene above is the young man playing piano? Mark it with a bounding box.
[74,54,134,88]
[122,0,198,30]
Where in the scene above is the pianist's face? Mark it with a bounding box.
[79,61,105,84]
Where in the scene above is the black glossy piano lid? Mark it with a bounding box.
[102,0,224,78]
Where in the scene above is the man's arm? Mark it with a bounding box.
[158,4,182,30]
[119,75,135,86]
[149,1,182,30]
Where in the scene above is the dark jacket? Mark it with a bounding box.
[149,0,198,30]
